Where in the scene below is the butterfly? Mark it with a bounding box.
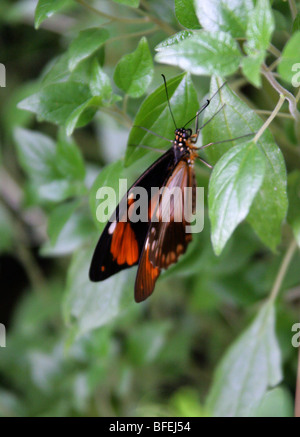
[89,76,250,302]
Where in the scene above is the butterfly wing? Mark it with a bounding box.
[135,158,196,302]
[89,148,174,282]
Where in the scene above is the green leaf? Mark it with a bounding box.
[114,37,153,98]
[56,132,86,181]
[175,0,200,30]
[41,52,70,86]
[292,13,300,33]
[14,127,59,183]
[68,28,109,72]
[41,209,94,256]
[251,387,294,417]
[63,246,134,338]
[170,388,209,417]
[34,0,72,29]
[207,302,282,417]
[38,179,86,202]
[194,0,254,38]
[155,30,194,51]
[247,138,288,251]
[90,59,113,100]
[155,32,241,76]
[47,200,80,245]
[89,160,125,232]
[42,52,101,88]
[278,31,300,85]
[241,53,265,87]
[126,322,170,365]
[2,82,38,137]
[209,141,265,255]
[112,0,139,7]
[0,203,14,252]
[66,95,102,136]
[18,82,100,134]
[245,0,274,53]
[0,389,24,417]
[125,73,199,166]
[287,170,300,247]
[202,77,287,251]
[14,128,86,202]
[242,0,274,87]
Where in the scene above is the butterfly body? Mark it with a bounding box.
[89,127,199,302]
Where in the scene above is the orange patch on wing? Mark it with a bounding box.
[135,246,160,302]
[110,222,139,266]
[128,197,135,207]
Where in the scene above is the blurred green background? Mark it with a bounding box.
[0,0,299,417]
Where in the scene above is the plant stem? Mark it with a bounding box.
[269,239,298,303]
[146,14,175,35]
[16,240,46,293]
[137,0,177,34]
[101,107,132,129]
[75,0,175,34]
[255,109,294,119]
[75,0,149,24]
[113,104,132,126]
[289,0,298,21]
[140,0,152,12]
[0,172,47,295]
[107,25,158,44]
[267,57,281,72]
[253,94,285,143]
[122,94,129,114]
[262,64,300,123]
[268,43,281,58]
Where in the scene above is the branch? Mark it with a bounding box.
[262,64,300,123]
[0,168,47,294]
[269,239,298,303]
[75,0,149,24]
[253,94,285,143]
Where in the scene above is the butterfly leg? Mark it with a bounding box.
[197,156,213,169]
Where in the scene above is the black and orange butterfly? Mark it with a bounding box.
[89,76,250,302]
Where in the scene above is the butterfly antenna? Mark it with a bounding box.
[198,103,226,131]
[183,100,210,129]
[210,81,227,101]
[161,74,177,129]
[183,81,228,128]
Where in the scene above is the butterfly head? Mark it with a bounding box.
[174,128,192,143]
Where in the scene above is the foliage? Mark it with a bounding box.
[0,0,299,417]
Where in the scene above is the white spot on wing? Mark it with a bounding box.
[108,221,117,234]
